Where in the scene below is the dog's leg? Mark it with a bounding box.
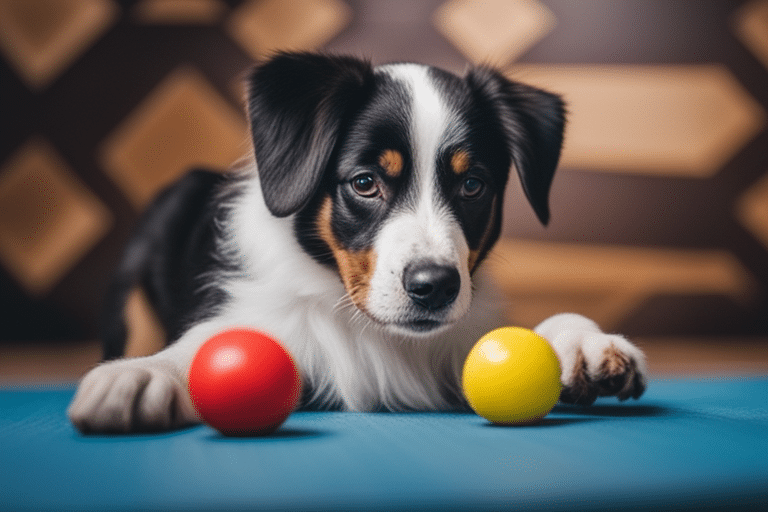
[67,326,216,433]
[534,313,647,406]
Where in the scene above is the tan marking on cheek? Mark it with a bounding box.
[317,197,377,310]
[378,149,403,177]
[451,150,471,175]
[468,195,498,273]
[336,248,377,308]
[468,249,481,273]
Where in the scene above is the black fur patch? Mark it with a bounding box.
[464,67,566,225]
[101,170,238,359]
[248,52,375,218]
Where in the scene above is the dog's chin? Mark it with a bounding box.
[389,319,453,338]
[367,313,459,340]
[354,300,467,340]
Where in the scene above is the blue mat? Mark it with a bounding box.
[1,378,766,511]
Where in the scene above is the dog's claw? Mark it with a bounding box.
[558,339,647,406]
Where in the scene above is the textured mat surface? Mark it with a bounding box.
[1,378,766,511]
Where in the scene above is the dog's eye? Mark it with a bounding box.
[351,174,380,198]
[460,177,485,199]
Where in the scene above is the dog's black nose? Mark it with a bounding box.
[403,262,461,311]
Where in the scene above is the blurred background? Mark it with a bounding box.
[1,0,767,382]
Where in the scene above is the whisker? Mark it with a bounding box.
[333,294,357,314]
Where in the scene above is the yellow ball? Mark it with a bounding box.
[462,327,562,425]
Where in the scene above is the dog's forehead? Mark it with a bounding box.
[375,63,468,144]
[337,63,470,177]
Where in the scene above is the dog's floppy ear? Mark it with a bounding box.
[466,67,565,225]
[247,52,374,217]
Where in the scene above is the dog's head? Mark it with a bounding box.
[247,53,564,337]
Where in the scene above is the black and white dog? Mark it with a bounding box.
[69,53,646,433]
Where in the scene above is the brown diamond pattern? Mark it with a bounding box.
[736,171,768,250]
[226,0,351,60]
[0,0,118,89]
[132,0,227,24]
[488,239,756,330]
[0,139,112,295]
[100,66,248,209]
[734,0,768,71]
[433,0,556,66]
[509,64,766,177]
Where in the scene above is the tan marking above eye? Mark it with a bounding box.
[378,149,404,177]
[451,150,471,175]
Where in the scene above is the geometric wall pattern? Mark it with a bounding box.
[227,0,352,61]
[100,66,247,208]
[506,64,765,177]
[734,0,768,72]
[132,0,228,24]
[0,0,119,90]
[737,170,768,250]
[433,0,556,68]
[488,239,756,331]
[1,0,767,344]
[0,139,112,296]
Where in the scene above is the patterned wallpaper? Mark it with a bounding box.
[0,0,766,343]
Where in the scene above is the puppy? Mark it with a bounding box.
[69,53,646,433]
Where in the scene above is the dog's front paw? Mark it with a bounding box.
[68,359,198,433]
[536,314,647,406]
[553,331,647,406]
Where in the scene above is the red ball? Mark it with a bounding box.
[188,329,303,436]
